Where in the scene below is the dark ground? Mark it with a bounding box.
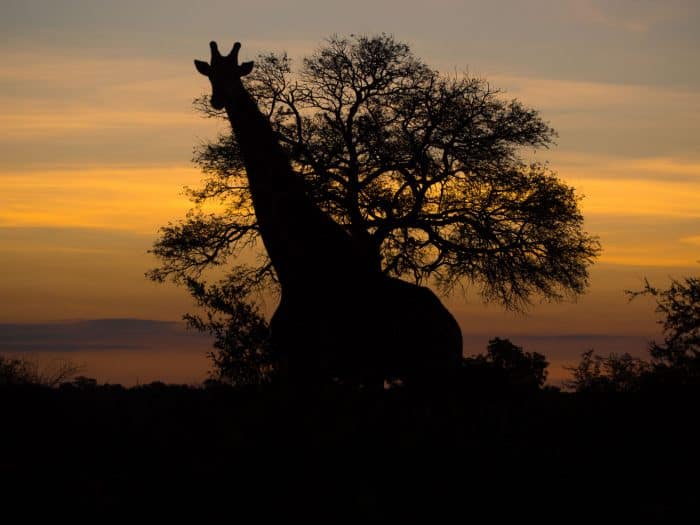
[1,383,698,523]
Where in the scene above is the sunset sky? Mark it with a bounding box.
[1,0,699,385]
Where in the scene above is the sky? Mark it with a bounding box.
[1,0,699,385]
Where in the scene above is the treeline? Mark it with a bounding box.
[2,349,697,522]
[565,274,700,393]
[2,272,698,394]
[2,270,698,522]
[195,270,700,394]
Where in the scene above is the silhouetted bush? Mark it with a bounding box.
[0,355,36,386]
[2,378,696,521]
[182,269,276,387]
[564,272,700,392]
[628,274,700,387]
[461,337,548,392]
[564,349,651,393]
[0,354,80,387]
[58,375,99,391]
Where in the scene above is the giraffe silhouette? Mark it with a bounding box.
[195,41,462,389]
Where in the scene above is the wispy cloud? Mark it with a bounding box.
[481,70,700,161]
[0,319,213,385]
[0,166,212,232]
[680,236,700,247]
[491,72,699,111]
[570,0,692,33]
[583,177,700,218]
[0,318,209,351]
[0,319,654,385]
[562,171,700,267]
[0,110,200,139]
[0,47,221,169]
[552,157,700,220]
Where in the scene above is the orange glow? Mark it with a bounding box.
[15,349,211,387]
[574,177,700,218]
[0,166,219,232]
[2,23,699,384]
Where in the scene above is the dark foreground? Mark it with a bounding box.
[1,383,698,523]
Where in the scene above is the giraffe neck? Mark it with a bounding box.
[223,81,357,291]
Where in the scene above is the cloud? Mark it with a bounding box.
[0,166,215,233]
[489,72,700,130]
[680,236,700,247]
[0,318,210,352]
[567,176,700,219]
[473,70,700,159]
[0,47,225,170]
[0,225,205,323]
[0,226,153,253]
[0,319,653,385]
[0,50,204,132]
[570,0,694,34]
[572,1,652,33]
[550,154,700,182]
[495,73,698,112]
[0,319,213,385]
[0,110,198,138]
[580,214,700,267]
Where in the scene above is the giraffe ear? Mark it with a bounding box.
[240,61,254,77]
[194,60,211,77]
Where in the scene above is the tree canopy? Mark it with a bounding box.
[564,272,700,393]
[149,34,599,315]
[564,349,651,393]
[461,337,549,392]
[182,268,274,387]
[626,274,700,384]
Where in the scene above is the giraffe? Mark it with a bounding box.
[194,41,463,389]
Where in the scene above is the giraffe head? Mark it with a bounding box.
[194,41,254,110]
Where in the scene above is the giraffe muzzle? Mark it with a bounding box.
[210,94,226,111]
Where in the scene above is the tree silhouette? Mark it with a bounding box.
[0,355,80,387]
[564,349,651,393]
[183,267,275,387]
[149,34,598,303]
[462,337,549,391]
[564,272,700,392]
[148,35,599,381]
[627,274,700,385]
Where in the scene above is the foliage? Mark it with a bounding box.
[183,267,275,387]
[462,337,548,391]
[149,33,599,311]
[0,354,81,387]
[563,349,651,393]
[627,275,700,376]
[565,272,700,392]
[69,376,98,390]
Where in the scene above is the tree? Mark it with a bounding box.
[563,349,651,393]
[485,337,549,388]
[627,274,700,385]
[0,354,81,387]
[148,34,599,378]
[564,272,700,392]
[183,267,275,387]
[462,337,549,391]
